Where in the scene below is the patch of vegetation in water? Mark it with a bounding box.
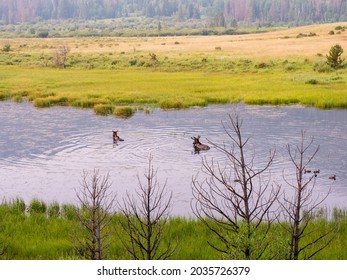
[113,106,135,118]
[93,104,114,115]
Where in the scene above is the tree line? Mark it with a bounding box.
[1,0,347,27]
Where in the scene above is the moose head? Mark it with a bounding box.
[191,136,210,153]
[113,130,124,142]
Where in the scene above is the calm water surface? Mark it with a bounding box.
[0,101,346,215]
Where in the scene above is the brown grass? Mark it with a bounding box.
[1,22,346,59]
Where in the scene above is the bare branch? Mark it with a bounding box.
[192,114,280,260]
[74,169,116,260]
[280,130,336,260]
[118,155,176,260]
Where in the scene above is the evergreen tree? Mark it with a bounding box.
[326,44,345,69]
[1,0,347,25]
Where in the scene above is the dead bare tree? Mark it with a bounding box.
[53,45,70,68]
[280,130,336,260]
[74,169,116,260]
[192,114,281,260]
[118,155,175,260]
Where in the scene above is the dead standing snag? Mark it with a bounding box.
[192,114,281,260]
[118,155,175,260]
[74,169,116,260]
[280,131,337,260]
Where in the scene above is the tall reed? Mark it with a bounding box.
[0,199,346,260]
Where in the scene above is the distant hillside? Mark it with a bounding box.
[1,0,347,27]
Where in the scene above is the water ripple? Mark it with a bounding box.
[0,101,346,215]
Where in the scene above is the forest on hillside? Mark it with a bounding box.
[0,0,347,27]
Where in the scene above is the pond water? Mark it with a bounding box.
[0,101,346,216]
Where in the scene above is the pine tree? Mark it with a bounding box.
[326,44,345,69]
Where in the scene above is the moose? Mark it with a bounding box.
[112,130,124,143]
[191,136,210,153]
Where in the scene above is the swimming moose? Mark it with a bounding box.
[112,130,124,143]
[191,136,210,153]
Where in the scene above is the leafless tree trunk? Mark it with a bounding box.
[192,114,281,260]
[118,155,175,260]
[74,169,116,260]
[280,131,336,260]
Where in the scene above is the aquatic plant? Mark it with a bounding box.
[113,106,135,118]
[93,104,114,115]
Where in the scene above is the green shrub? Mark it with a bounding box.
[255,62,269,69]
[285,65,296,71]
[313,62,333,73]
[2,44,11,52]
[128,58,138,66]
[305,79,319,85]
[37,31,49,38]
[326,44,345,69]
[296,33,307,38]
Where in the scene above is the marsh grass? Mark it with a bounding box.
[0,199,346,260]
[47,202,60,218]
[160,99,184,109]
[113,106,135,118]
[0,23,346,113]
[1,61,346,113]
[93,104,114,115]
[28,199,47,215]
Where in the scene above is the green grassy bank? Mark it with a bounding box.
[1,23,346,113]
[0,60,346,116]
[0,199,346,260]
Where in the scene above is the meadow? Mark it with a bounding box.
[0,23,347,260]
[0,199,346,260]
[0,22,346,115]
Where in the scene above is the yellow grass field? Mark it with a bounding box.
[2,22,346,58]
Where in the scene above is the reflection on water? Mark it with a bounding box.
[0,101,346,215]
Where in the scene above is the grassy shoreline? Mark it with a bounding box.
[0,199,346,260]
[0,64,346,115]
[0,22,346,114]
[1,23,346,260]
